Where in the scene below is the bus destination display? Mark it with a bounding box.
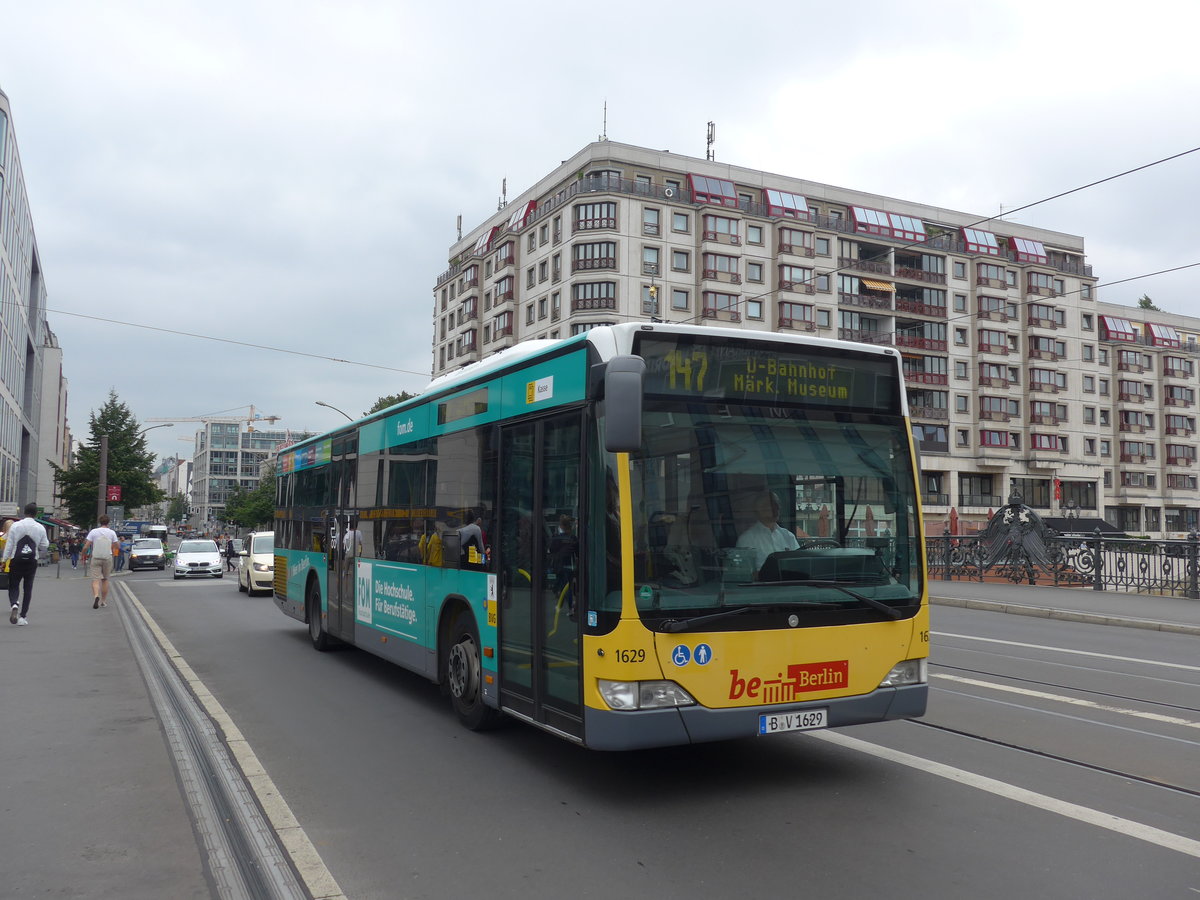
[635,335,898,411]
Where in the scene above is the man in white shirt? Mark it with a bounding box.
[4,503,49,625]
[83,514,120,610]
[736,492,800,571]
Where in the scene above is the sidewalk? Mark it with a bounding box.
[930,578,1200,636]
[0,564,210,898]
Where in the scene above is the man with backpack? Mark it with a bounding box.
[4,503,49,626]
[83,514,119,610]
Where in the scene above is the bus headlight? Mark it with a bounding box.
[598,680,696,711]
[878,659,927,687]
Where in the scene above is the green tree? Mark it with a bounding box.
[364,391,416,416]
[1137,294,1160,311]
[166,494,190,524]
[223,464,276,529]
[54,391,164,526]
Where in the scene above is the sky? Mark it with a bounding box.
[1,0,1199,466]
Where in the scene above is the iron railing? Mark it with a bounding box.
[926,530,1200,598]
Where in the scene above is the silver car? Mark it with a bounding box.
[173,539,223,579]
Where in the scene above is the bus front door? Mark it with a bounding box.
[498,413,582,739]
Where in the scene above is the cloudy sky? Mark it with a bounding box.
[2,0,1198,465]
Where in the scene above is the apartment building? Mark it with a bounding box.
[0,88,50,516]
[186,421,293,527]
[433,141,1198,537]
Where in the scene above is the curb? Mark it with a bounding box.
[929,595,1200,636]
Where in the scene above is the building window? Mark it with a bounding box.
[574,201,617,231]
[526,304,534,325]
[643,207,660,235]
[540,224,549,246]
[747,224,763,245]
[955,328,967,345]
[671,250,690,272]
[747,261,764,283]
[538,297,547,320]
[538,260,548,283]
[816,309,830,328]
[672,212,689,233]
[1082,344,1094,361]
[815,236,831,256]
[955,361,968,379]
[746,299,762,319]
[643,246,661,275]
[953,261,966,279]
[687,174,738,206]
[528,232,536,252]
[671,289,689,310]
[703,215,740,242]
[956,395,968,413]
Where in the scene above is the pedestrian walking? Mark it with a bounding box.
[82,515,119,609]
[69,535,80,569]
[225,537,238,572]
[4,503,49,626]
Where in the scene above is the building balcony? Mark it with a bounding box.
[1029,382,1064,394]
[976,342,1009,355]
[571,258,616,272]
[572,296,617,312]
[894,265,946,285]
[777,316,816,332]
[702,307,741,323]
[702,268,741,284]
[778,242,815,258]
[1029,415,1062,426]
[976,309,1013,322]
[1119,392,1145,403]
[573,218,617,233]
[838,292,892,311]
[1118,422,1146,433]
[979,410,1013,422]
[838,256,890,275]
[922,493,950,507]
[1164,365,1192,379]
[1165,396,1195,407]
[838,328,890,345]
[903,371,949,385]
[1168,456,1196,466]
[1166,426,1196,437]
[978,375,1014,388]
[1026,315,1062,329]
[702,230,740,246]
[779,280,816,294]
[1028,349,1061,361]
[895,334,947,352]
[1120,453,1149,464]
[910,405,948,421]
[895,297,947,318]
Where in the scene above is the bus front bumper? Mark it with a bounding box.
[582,684,927,751]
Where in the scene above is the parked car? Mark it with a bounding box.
[237,531,275,596]
[173,539,223,579]
[129,538,166,571]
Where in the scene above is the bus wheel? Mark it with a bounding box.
[307,580,331,651]
[446,611,498,730]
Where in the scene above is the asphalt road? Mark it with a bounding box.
[117,571,1200,900]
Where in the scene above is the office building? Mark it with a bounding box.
[0,87,51,517]
[434,141,1199,536]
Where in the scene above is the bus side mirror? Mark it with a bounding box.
[603,355,646,453]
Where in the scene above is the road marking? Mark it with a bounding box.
[810,730,1200,859]
[933,631,1200,673]
[120,583,347,900]
[932,673,1200,730]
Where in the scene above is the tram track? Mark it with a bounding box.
[929,661,1200,716]
[907,717,1200,800]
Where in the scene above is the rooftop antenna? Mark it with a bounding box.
[706,121,716,161]
[456,214,462,241]
[600,100,607,141]
[498,177,508,210]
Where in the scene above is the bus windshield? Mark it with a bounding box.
[618,401,921,628]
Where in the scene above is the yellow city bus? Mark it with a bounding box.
[273,323,928,749]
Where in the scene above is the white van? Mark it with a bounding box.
[143,524,168,542]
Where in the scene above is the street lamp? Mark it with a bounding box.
[315,401,353,422]
[140,423,174,436]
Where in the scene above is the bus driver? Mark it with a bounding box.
[736,491,800,570]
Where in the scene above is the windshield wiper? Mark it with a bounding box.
[660,606,752,633]
[744,580,904,620]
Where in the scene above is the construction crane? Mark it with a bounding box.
[145,405,281,427]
